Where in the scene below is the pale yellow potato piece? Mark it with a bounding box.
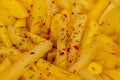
[105,69,120,80]
[14,19,26,28]
[1,0,29,18]
[36,59,82,80]
[102,7,120,36]
[0,2,16,26]
[0,58,12,75]
[89,0,111,21]
[69,43,102,73]
[87,62,103,75]
[0,40,52,80]
[55,0,71,10]
[0,22,12,48]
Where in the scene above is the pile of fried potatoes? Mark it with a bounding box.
[0,0,120,80]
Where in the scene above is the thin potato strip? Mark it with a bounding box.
[67,14,87,66]
[36,59,82,80]
[88,0,111,21]
[0,2,16,26]
[0,40,52,80]
[55,10,70,68]
[31,65,56,80]
[0,58,12,75]
[1,0,29,18]
[69,43,102,73]
[0,22,12,48]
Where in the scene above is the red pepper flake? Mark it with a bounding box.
[74,45,79,50]
[60,52,64,55]
[42,22,46,26]
[46,37,50,40]
[69,60,72,63]
[62,48,65,51]
[15,46,19,49]
[24,35,28,38]
[31,41,34,44]
[30,52,35,54]
[46,67,49,70]
[27,10,31,13]
[72,12,74,15]
[22,39,25,42]
[30,4,33,7]
[51,1,54,4]
[64,14,67,18]
[47,28,50,35]
[67,48,70,52]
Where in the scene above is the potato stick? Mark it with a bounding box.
[0,2,16,26]
[94,50,117,68]
[54,10,70,68]
[7,26,33,51]
[79,70,97,80]
[1,0,29,18]
[88,0,111,21]
[81,20,99,47]
[20,69,43,80]
[86,62,103,75]
[55,0,71,10]
[79,0,95,11]
[112,0,120,7]
[104,69,120,80]
[27,32,46,43]
[19,69,35,80]
[66,1,82,63]
[30,0,51,38]
[0,58,12,75]
[14,19,26,28]
[7,26,22,45]
[47,49,56,63]
[0,47,21,55]
[101,74,112,80]
[7,54,24,63]
[0,40,52,80]
[0,22,12,48]
[36,59,82,80]
[67,14,87,66]
[99,3,115,24]
[95,34,120,55]
[69,43,102,73]
[31,65,56,80]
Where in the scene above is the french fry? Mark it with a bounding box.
[105,69,120,80]
[94,51,117,68]
[79,70,97,80]
[81,20,99,47]
[67,14,87,66]
[0,58,12,75]
[1,0,29,18]
[86,62,103,75]
[0,40,52,80]
[88,0,111,21]
[36,59,82,80]
[47,49,56,63]
[69,43,102,73]
[0,22,12,48]
[79,0,95,11]
[55,0,71,10]
[99,3,115,24]
[54,9,70,69]
[31,65,56,80]
[30,0,51,39]
[0,47,21,55]
[0,2,16,26]
[14,19,26,28]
